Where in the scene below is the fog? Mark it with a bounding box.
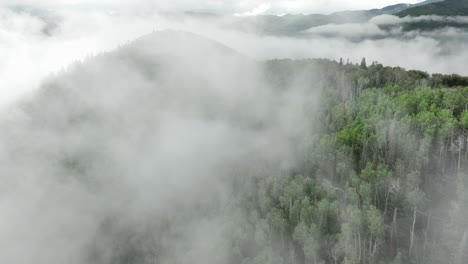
[0,0,423,15]
[1,2,468,264]
[0,28,323,263]
[2,6,468,108]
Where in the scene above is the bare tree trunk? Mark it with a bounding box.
[423,212,430,253]
[331,247,338,264]
[374,189,378,209]
[443,140,448,174]
[464,136,468,159]
[465,135,468,158]
[391,207,398,249]
[456,229,468,264]
[362,141,368,167]
[409,207,417,256]
[373,238,377,257]
[458,136,463,178]
[354,232,357,258]
[358,232,362,264]
[439,143,444,169]
[363,237,366,264]
[384,188,390,216]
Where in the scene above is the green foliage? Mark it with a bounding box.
[231,59,468,264]
[461,111,468,129]
[397,0,468,17]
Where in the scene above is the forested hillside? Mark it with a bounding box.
[1,31,466,264]
[228,0,468,37]
[241,59,468,264]
[397,0,468,17]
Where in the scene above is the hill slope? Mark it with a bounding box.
[0,30,319,264]
[2,30,467,264]
[230,0,449,36]
[397,0,468,16]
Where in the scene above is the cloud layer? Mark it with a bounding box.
[1,5,468,107]
[1,2,468,263]
[0,29,321,263]
[3,0,423,14]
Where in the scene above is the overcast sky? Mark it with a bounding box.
[3,0,424,14]
[1,0,463,109]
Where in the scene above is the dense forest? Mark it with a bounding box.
[2,31,467,264]
[5,1,468,264]
[397,0,468,17]
[230,58,468,264]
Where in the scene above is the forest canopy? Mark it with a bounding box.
[252,58,468,264]
[0,31,466,264]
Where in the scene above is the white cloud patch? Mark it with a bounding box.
[306,22,386,38]
[1,5,468,109]
[0,7,173,107]
[1,1,468,263]
[370,14,403,25]
[0,28,321,264]
[371,14,468,25]
[2,0,423,15]
[234,3,271,17]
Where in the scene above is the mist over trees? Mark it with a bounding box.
[0,29,466,264]
[257,58,468,264]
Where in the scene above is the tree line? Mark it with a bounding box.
[230,58,468,264]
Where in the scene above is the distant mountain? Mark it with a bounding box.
[8,28,468,264]
[413,0,445,7]
[397,0,468,17]
[228,0,445,36]
[8,5,61,35]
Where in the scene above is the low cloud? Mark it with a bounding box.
[1,6,468,107]
[305,22,387,38]
[371,14,468,24]
[234,3,271,17]
[1,0,423,15]
[1,2,468,264]
[0,29,320,263]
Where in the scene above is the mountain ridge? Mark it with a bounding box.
[397,0,468,17]
[227,0,451,36]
